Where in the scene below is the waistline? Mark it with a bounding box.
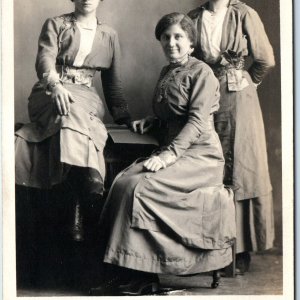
[56,65,96,87]
[209,59,245,78]
[160,115,214,130]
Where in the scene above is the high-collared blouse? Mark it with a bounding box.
[35,13,130,123]
[188,0,275,84]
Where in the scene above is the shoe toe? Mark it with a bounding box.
[119,277,159,296]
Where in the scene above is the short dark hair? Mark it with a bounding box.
[155,12,197,47]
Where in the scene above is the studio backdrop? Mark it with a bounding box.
[14,0,282,249]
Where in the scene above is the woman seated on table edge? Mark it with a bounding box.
[90,12,236,296]
[15,0,132,245]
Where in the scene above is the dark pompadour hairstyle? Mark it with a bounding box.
[155,12,197,47]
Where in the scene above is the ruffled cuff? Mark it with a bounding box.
[157,150,177,167]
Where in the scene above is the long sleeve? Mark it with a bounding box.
[35,18,60,81]
[101,32,131,124]
[159,67,220,164]
[243,7,275,84]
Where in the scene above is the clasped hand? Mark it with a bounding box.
[143,156,166,172]
[51,84,75,116]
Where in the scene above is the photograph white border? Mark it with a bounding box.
[1,0,294,299]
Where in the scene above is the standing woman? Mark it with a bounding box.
[15,0,131,279]
[188,0,275,272]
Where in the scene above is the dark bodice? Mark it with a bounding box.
[153,57,220,155]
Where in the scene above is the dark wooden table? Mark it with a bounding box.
[103,125,158,190]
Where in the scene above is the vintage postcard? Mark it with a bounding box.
[2,0,294,299]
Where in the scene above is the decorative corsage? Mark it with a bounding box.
[220,49,244,68]
[220,50,249,92]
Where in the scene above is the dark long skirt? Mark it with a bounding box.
[101,129,236,275]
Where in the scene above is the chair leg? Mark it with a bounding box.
[224,238,237,277]
[232,238,236,277]
[211,270,221,289]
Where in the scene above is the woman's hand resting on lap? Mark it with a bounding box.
[51,84,75,116]
[143,156,166,172]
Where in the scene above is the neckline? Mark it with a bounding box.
[208,0,230,12]
[76,18,97,30]
[207,5,228,16]
[201,0,238,10]
[169,56,191,68]
[70,12,102,26]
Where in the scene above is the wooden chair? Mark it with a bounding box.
[211,189,237,288]
[211,237,236,288]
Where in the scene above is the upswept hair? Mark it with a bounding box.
[155,12,197,47]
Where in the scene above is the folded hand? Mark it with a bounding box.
[143,156,166,172]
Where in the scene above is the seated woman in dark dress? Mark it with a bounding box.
[91,12,236,296]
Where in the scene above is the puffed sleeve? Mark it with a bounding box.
[35,18,60,81]
[158,67,220,165]
[101,32,131,125]
[243,7,275,84]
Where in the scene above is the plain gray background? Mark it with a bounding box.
[14,0,282,250]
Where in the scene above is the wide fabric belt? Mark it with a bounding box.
[210,58,249,92]
[210,58,245,78]
[56,65,96,87]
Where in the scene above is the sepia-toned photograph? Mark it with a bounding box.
[2,0,294,299]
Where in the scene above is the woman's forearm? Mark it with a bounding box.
[243,8,275,83]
